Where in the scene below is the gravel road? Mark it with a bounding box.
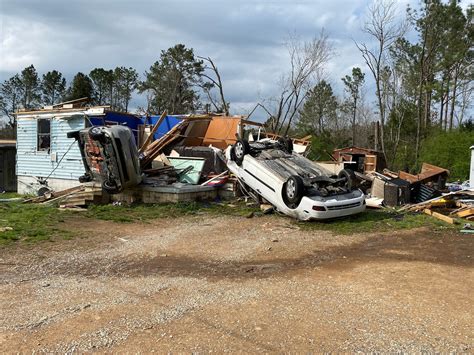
[1,214,472,352]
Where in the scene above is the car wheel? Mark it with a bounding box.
[233,139,250,166]
[79,174,92,183]
[102,179,119,194]
[89,127,105,142]
[278,137,293,154]
[283,175,305,207]
[338,169,356,190]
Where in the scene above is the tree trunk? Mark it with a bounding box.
[439,79,444,127]
[415,39,426,167]
[449,66,459,131]
[424,89,432,127]
[352,97,357,146]
[444,79,450,131]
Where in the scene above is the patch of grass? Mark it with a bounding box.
[86,201,259,223]
[296,209,459,234]
[2,200,458,246]
[0,203,74,244]
[0,192,27,199]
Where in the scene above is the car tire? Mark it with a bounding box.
[79,174,92,183]
[102,179,119,194]
[278,137,293,154]
[233,139,250,166]
[338,169,356,190]
[283,175,305,207]
[89,127,105,142]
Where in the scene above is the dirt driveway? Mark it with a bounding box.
[1,214,473,352]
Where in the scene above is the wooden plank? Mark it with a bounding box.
[139,111,167,154]
[424,209,456,224]
[26,185,84,203]
[457,208,474,218]
[141,122,187,166]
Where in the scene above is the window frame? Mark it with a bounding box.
[37,118,51,152]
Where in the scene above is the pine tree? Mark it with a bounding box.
[113,67,138,112]
[41,70,66,105]
[139,44,205,114]
[0,74,23,127]
[19,65,40,109]
[66,72,94,101]
[90,68,114,105]
[296,80,338,136]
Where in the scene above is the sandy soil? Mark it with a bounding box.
[0,214,473,352]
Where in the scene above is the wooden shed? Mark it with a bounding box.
[0,139,17,192]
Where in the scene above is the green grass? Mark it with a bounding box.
[0,203,74,244]
[1,200,461,245]
[296,209,459,234]
[86,201,259,223]
[0,192,27,199]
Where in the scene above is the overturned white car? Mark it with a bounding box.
[226,138,366,220]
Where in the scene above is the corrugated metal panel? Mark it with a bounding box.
[16,116,86,179]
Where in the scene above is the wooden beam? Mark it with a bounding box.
[240,119,265,127]
[457,208,474,218]
[139,111,167,154]
[424,209,456,224]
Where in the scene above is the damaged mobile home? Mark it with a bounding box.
[15,99,141,195]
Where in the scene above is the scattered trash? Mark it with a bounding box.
[260,204,274,214]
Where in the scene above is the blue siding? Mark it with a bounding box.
[90,112,142,141]
[142,115,183,140]
[17,116,85,180]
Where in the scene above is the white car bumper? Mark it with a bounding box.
[293,191,366,220]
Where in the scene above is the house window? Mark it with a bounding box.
[37,119,51,151]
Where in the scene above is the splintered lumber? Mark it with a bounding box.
[457,208,474,218]
[25,185,84,203]
[139,111,167,154]
[424,209,456,224]
[141,120,189,166]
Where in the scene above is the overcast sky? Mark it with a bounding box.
[1,0,468,119]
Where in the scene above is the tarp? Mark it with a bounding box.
[89,111,142,141]
[142,115,183,140]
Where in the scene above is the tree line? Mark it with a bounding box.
[0,0,472,178]
[265,0,472,178]
[0,43,227,130]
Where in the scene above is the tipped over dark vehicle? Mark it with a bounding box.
[68,126,142,193]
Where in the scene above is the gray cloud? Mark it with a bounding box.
[1,0,417,119]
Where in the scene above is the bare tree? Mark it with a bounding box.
[356,0,407,160]
[198,56,229,115]
[454,77,474,126]
[270,30,333,135]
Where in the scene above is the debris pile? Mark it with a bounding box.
[327,147,474,227]
[15,111,471,227]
